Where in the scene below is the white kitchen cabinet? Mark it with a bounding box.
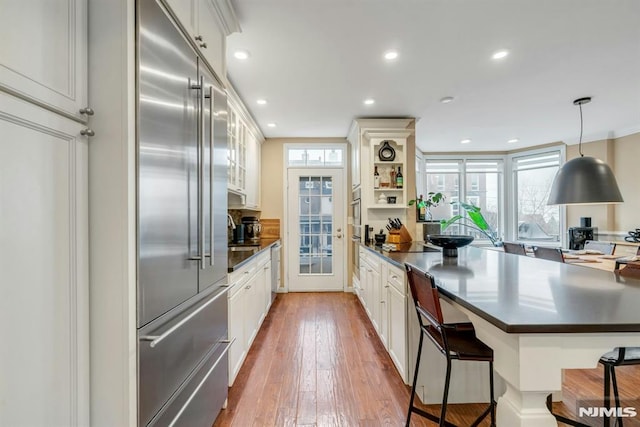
[227,250,273,385]
[0,0,88,121]
[0,91,89,426]
[197,0,226,77]
[165,0,227,79]
[348,121,360,189]
[347,119,415,244]
[356,246,409,383]
[244,130,261,209]
[386,280,407,380]
[228,282,246,385]
[227,87,264,209]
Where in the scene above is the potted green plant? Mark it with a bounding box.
[408,192,445,221]
[440,201,502,246]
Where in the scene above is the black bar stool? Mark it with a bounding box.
[502,241,527,256]
[405,263,496,427]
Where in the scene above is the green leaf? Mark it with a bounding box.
[408,199,416,206]
[440,215,462,231]
[459,202,490,231]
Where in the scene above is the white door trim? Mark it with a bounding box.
[282,143,348,293]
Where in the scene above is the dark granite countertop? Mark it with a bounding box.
[363,243,640,334]
[228,238,280,273]
[359,241,441,267]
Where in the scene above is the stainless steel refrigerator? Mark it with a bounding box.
[136,0,230,425]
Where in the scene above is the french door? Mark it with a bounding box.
[286,168,345,291]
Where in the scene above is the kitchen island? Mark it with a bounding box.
[375,244,640,426]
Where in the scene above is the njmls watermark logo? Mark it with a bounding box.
[577,399,640,422]
[578,406,637,418]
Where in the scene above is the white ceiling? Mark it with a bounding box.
[226,0,640,152]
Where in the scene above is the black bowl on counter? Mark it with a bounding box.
[427,234,474,257]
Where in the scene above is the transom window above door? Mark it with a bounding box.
[286,146,345,167]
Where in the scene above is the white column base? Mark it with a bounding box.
[497,384,557,427]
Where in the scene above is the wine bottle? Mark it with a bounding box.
[374,166,380,189]
[418,195,426,221]
[396,166,403,189]
[390,168,396,189]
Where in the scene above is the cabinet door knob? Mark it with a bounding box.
[199,42,207,49]
[195,35,203,41]
[79,107,94,116]
[80,128,95,137]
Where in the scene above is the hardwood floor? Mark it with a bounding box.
[214,292,640,426]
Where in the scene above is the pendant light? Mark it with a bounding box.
[547,97,624,205]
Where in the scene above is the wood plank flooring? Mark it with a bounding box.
[213,292,640,426]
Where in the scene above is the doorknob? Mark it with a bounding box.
[337,228,342,232]
[336,233,342,239]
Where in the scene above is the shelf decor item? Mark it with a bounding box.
[409,192,444,221]
[378,140,396,161]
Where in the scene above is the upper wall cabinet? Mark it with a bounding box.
[227,85,264,210]
[0,0,88,121]
[348,122,361,190]
[165,0,240,81]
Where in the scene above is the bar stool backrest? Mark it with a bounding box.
[502,242,527,255]
[584,240,616,255]
[532,246,564,262]
[405,264,446,349]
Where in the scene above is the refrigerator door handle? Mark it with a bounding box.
[197,75,205,271]
[208,85,214,267]
[140,286,230,348]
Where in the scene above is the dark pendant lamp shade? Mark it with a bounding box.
[547,156,624,205]
[547,96,624,205]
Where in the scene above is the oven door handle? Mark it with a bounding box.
[351,236,361,242]
[350,200,361,205]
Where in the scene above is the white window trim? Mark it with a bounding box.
[506,145,566,246]
[284,143,347,169]
[423,154,505,244]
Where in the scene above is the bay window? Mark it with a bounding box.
[421,146,564,245]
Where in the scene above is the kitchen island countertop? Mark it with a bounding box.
[361,243,640,334]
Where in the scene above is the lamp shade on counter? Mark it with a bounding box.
[547,156,624,205]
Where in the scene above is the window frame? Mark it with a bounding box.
[506,145,566,247]
[423,154,505,245]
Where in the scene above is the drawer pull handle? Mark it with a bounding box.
[140,287,229,348]
[391,275,398,279]
[167,338,235,426]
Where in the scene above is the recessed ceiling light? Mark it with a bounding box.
[492,50,509,60]
[364,99,375,105]
[440,96,455,104]
[234,50,250,60]
[508,138,519,143]
[384,51,398,60]
[460,139,471,144]
[267,123,276,128]
[256,99,267,105]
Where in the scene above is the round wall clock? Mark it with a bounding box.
[378,141,396,161]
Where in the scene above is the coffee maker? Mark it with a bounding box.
[242,216,262,243]
[568,217,597,250]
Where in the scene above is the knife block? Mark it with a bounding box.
[387,225,412,244]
